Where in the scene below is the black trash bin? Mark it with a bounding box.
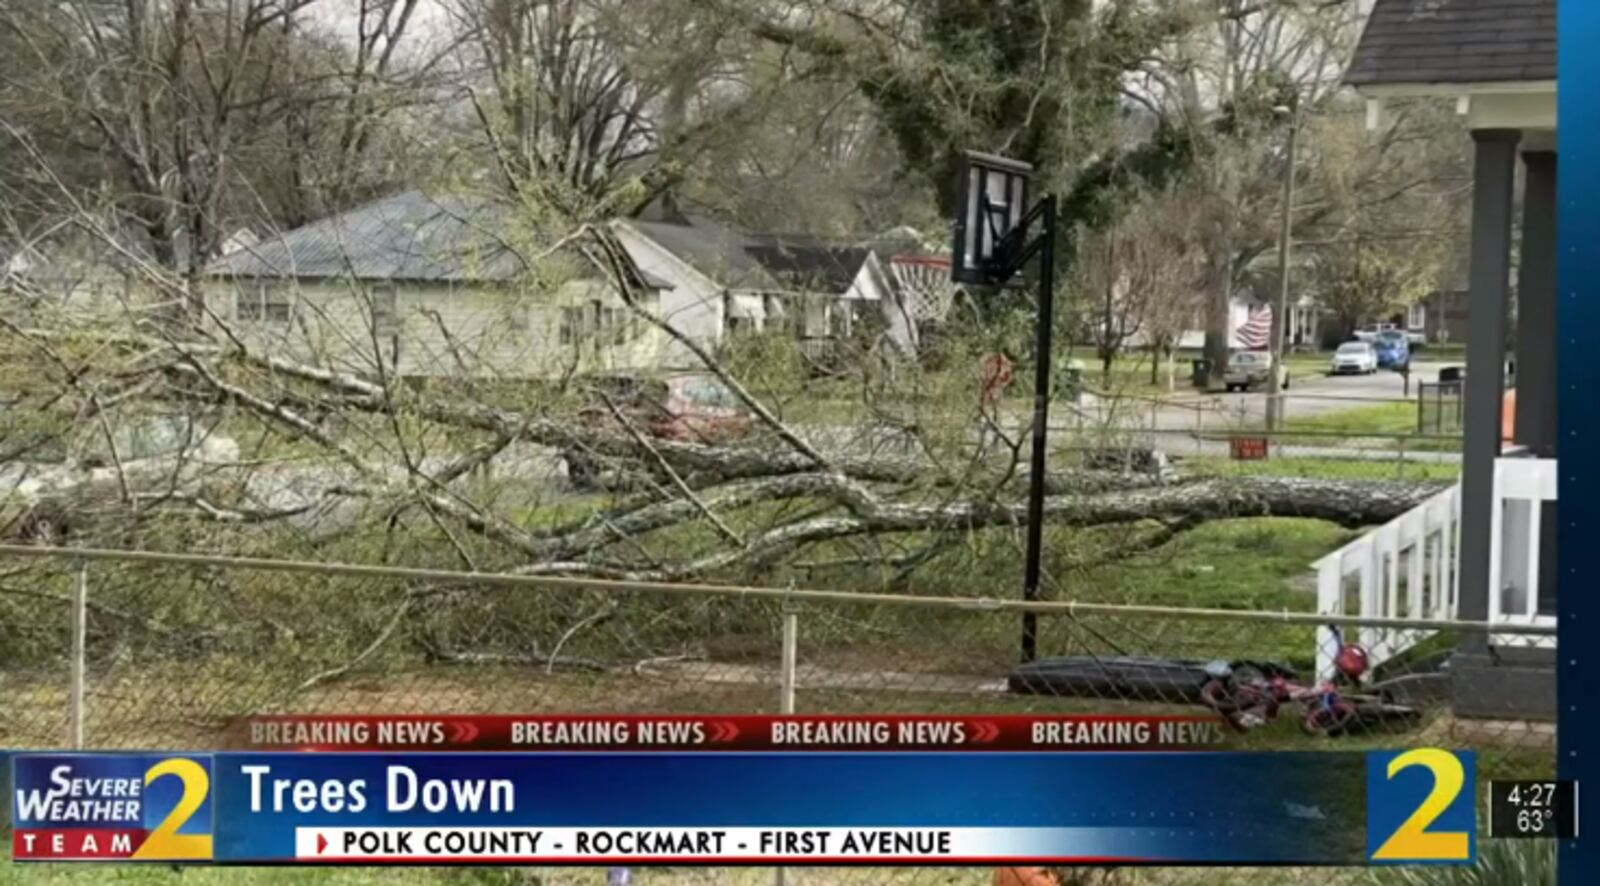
[1438,365,1464,384]
[1191,358,1212,389]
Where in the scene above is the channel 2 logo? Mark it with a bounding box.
[11,754,214,861]
[1367,748,1477,864]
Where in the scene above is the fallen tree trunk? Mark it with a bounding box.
[509,473,1447,581]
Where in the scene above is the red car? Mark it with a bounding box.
[564,372,753,487]
[643,373,753,442]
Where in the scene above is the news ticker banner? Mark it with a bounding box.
[11,748,1481,866]
[235,714,1227,752]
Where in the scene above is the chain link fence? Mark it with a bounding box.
[0,545,1554,885]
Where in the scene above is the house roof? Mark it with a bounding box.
[207,191,667,288]
[628,213,927,295]
[742,241,874,292]
[629,216,779,290]
[1345,0,1556,88]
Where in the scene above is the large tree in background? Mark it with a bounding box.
[443,0,774,220]
[1307,233,1446,341]
[1072,183,1206,384]
[0,0,437,306]
[746,0,1177,207]
[1130,0,1363,379]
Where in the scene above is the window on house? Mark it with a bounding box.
[1408,303,1426,330]
[606,307,633,344]
[237,287,261,321]
[370,284,398,335]
[237,282,292,322]
[506,300,530,332]
[559,307,579,344]
[262,286,291,322]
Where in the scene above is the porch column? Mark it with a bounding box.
[1515,151,1558,453]
[1457,129,1519,653]
[1515,150,1558,614]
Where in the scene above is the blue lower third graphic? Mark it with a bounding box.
[8,750,1481,865]
[204,751,1371,864]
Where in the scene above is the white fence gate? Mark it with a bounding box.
[1312,456,1557,680]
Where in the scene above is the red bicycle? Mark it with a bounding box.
[1199,627,1413,736]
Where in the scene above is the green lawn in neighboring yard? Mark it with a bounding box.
[1277,401,1461,452]
[1083,517,1353,614]
[1180,455,1460,482]
[1284,400,1419,435]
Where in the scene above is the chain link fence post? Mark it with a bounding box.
[68,557,88,750]
[780,604,799,716]
[775,600,800,886]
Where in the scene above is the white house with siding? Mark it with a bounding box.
[203,192,671,379]
[611,201,931,364]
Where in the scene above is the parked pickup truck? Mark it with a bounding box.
[1354,323,1426,347]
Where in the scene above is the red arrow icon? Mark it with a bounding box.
[969,721,1000,743]
[317,833,328,854]
[709,721,740,742]
[448,721,480,744]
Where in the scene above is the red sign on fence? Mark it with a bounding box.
[1230,436,1269,460]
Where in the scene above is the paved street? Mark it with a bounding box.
[1062,360,1456,433]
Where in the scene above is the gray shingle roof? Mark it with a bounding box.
[1346,0,1556,88]
[631,216,778,290]
[206,191,671,289]
[207,191,530,281]
[630,215,923,294]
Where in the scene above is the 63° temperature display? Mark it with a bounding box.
[1488,780,1578,839]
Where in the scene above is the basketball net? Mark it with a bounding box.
[888,255,957,325]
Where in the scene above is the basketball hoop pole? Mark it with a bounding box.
[1017,194,1059,664]
[952,151,1058,663]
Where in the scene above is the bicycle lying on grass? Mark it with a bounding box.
[1006,625,1425,737]
[1198,626,1420,735]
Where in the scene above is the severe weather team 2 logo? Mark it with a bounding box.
[11,754,214,861]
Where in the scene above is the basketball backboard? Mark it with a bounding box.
[950,151,1033,285]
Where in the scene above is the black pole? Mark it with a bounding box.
[1020,194,1058,663]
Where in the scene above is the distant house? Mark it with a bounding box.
[1411,289,1468,345]
[204,191,670,379]
[610,200,938,364]
[1,236,137,315]
[3,223,259,320]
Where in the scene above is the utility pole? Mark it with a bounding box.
[1266,107,1298,430]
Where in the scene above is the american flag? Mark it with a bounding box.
[1236,305,1273,350]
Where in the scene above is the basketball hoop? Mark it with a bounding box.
[888,254,958,325]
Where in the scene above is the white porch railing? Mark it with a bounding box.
[1312,456,1557,680]
[1488,456,1559,643]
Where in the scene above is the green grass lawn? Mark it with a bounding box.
[1284,401,1419,435]
[1180,455,1460,482]
[1085,517,1352,612]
